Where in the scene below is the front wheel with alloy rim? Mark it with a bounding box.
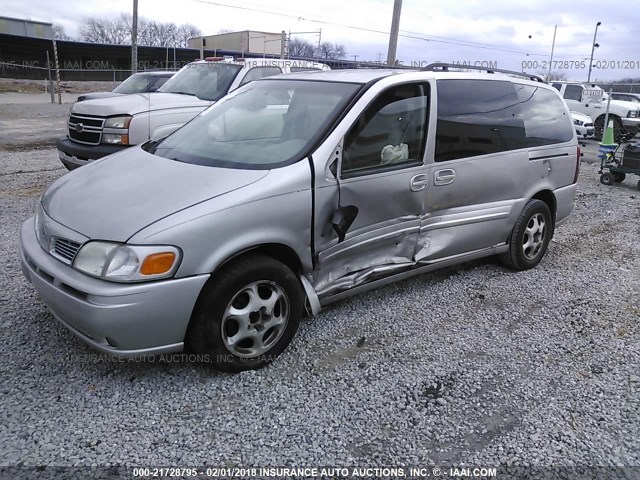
[500,199,554,271]
[186,254,303,372]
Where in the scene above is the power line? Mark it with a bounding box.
[189,0,604,59]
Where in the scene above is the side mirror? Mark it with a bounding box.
[331,205,359,243]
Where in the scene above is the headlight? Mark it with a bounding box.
[102,133,129,145]
[104,116,132,128]
[73,241,181,282]
[102,116,131,145]
[627,110,639,118]
[573,119,584,126]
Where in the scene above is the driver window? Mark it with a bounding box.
[342,83,429,176]
[563,85,583,101]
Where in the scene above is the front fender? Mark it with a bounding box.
[128,161,314,277]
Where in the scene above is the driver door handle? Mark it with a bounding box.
[434,168,456,186]
[410,174,429,191]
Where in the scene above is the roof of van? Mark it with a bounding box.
[275,69,399,83]
[269,68,550,86]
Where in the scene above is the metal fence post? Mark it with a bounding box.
[52,39,62,105]
[46,50,54,103]
[603,88,612,137]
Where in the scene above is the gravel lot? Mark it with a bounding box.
[0,131,638,471]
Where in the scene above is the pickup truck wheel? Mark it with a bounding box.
[500,199,553,271]
[186,254,303,372]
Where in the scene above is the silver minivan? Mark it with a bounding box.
[19,65,579,371]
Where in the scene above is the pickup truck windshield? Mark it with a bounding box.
[113,73,153,94]
[152,79,360,169]
[158,63,242,101]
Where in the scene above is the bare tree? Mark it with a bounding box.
[288,38,316,58]
[176,24,202,47]
[81,16,129,44]
[80,15,201,47]
[53,24,71,41]
[545,71,567,81]
[317,42,346,59]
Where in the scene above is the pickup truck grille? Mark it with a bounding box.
[51,237,82,264]
[68,114,104,145]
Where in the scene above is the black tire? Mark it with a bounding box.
[613,172,626,183]
[600,172,615,185]
[500,199,553,271]
[186,254,303,372]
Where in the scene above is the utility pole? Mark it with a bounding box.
[547,25,557,81]
[587,21,601,84]
[281,30,286,59]
[386,0,402,66]
[131,0,138,73]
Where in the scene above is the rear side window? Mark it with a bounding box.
[514,84,574,147]
[435,80,526,162]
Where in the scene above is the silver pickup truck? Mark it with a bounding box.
[56,58,328,170]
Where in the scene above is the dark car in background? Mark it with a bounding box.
[76,71,174,102]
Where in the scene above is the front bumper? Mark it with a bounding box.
[622,117,640,133]
[19,216,209,357]
[575,126,594,138]
[56,137,129,170]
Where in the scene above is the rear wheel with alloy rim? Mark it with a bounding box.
[500,199,554,271]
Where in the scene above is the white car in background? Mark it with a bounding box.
[571,111,594,139]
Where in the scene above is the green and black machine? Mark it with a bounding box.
[598,119,640,190]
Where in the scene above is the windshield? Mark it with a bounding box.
[152,79,360,169]
[157,63,242,101]
[113,74,154,94]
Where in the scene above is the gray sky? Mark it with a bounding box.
[3,0,640,81]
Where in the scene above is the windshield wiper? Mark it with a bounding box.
[167,91,196,96]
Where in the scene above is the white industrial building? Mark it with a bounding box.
[188,30,286,57]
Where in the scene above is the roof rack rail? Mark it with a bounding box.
[421,63,546,83]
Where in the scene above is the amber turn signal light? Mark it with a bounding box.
[140,252,176,275]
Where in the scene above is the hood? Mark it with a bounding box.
[70,92,212,116]
[610,99,640,112]
[570,111,593,123]
[41,147,269,241]
[77,92,124,102]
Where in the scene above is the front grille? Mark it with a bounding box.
[68,113,104,145]
[51,237,82,264]
[584,123,594,128]
[69,129,101,144]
